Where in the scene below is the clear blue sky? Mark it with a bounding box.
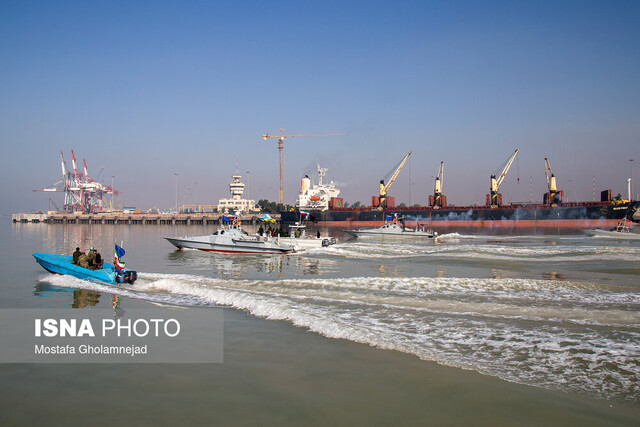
[1,0,639,213]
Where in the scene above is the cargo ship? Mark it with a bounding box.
[282,157,639,232]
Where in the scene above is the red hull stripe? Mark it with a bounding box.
[196,248,290,254]
[319,219,623,228]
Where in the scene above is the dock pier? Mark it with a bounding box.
[11,212,278,225]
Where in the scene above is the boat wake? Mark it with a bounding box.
[42,272,640,404]
[319,241,640,264]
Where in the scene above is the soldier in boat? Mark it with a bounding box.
[72,247,82,265]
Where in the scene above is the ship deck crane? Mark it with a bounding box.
[430,161,446,208]
[262,128,347,204]
[377,151,411,209]
[488,149,519,206]
[544,157,563,205]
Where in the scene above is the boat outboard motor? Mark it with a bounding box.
[322,238,337,247]
[115,269,137,284]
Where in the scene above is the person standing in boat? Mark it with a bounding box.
[72,247,82,265]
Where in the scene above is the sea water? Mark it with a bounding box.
[1,220,639,424]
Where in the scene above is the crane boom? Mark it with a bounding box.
[83,159,91,183]
[380,152,411,199]
[383,151,411,194]
[544,157,557,192]
[262,133,346,140]
[434,161,444,195]
[491,149,519,192]
[544,157,552,184]
[33,186,64,192]
[488,149,519,206]
[60,152,68,184]
[71,149,79,182]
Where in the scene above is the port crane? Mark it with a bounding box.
[376,151,411,209]
[543,157,563,205]
[262,129,347,204]
[33,150,114,212]
[429,161,447,208]
[487,149,519,206]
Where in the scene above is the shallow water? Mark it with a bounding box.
[3,221,640,422]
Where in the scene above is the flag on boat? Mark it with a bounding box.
[385,215,393,221]
[114,244,126,270]
[221,215,236,223]
[300,210,310,219]
[258,213,274,222]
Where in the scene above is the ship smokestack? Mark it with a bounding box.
[302,175,311,192]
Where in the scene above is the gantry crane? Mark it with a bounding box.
[33,150,114,212]
[429,161,447,208]
[376,151,411,209]
[487,149,519,206]
[543,157,563,205]
[262,128,347,204]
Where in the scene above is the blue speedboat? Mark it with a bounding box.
[33,253,137,285]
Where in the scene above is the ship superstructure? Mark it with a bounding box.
[297,165,342,212]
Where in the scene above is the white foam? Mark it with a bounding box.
[319,240,640,264]
[41,272,640,404]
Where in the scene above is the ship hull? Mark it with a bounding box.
[164,233,295,254]
[281,202,638,232]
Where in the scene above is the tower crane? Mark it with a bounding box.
[487,149,519,206]
[544,157,563,205]
[262,128,347,204]
[376,152,411,209]
[429,161,446,208]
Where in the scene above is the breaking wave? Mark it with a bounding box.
[42,273,640,404]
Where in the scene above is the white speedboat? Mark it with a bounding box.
[346,222,437,238]
[165,226,296,254]
[274,223,337,250]
[586,220,640,239]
